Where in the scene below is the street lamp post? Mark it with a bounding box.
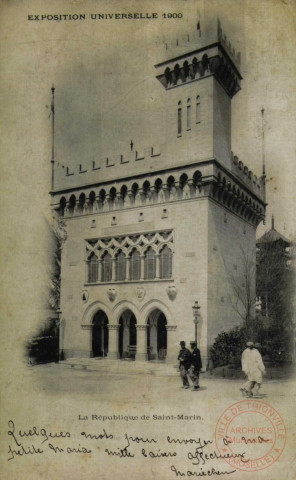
[56,308,64,361]
[192,301,201,344]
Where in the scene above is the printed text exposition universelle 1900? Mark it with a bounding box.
[27,13,184,22]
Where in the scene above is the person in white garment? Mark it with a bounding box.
[240,341,266,397]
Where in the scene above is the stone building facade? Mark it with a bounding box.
[51,19,266,367]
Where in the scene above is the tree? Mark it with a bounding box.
[256,238,294,326]
[228,245,256,328]
[26,214,67,364]
[48,214,67,311]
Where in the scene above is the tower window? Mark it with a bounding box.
[101,252,112,282]
[144,247,156,279]
[115,251,126,281]
[177,101,182,136]
[87,253,98,283]
[159,245,172,279]
[196,95,201,123]
[130,249,141,281]
[187,98,191,130]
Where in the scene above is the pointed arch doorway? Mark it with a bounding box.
[92,310,109,357]
[118,310,137,359]
[147,310,167,361]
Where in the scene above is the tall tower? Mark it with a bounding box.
[155,19,242,171]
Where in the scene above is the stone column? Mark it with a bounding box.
[85,260,88,283]
[135,325,148,361]
[107,324,120,360]
[98,259,102,282]
[123,320,129,356]
[64,202,70,216]
[126,257,131,281]
[127,190,134,207]
[112,258,116,281]
[149,319,157,359]
[80,324,93,358]
[165,325,178,364]
[140,255,145,280]
[162,184,168,201]
[83,201,89,214]
[155,254,160,279]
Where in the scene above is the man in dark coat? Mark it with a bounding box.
[189,341,202,390]
[177,341,191,388]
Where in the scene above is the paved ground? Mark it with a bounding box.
[24,362,296,407]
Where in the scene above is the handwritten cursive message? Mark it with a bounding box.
[7,419,251,477]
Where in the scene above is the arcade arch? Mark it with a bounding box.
[118,309,137,359]
[146,309,167,360]
[92,309,109,358]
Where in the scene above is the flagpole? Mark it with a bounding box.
[51,84,55,190]
[261,106,266,179]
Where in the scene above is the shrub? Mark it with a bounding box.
[210,316,294,367]
[210,326,247,367]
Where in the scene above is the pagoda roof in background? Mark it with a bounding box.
[257,214,292,245]
[257,229,291,245]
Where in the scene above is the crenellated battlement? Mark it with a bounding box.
[217,19,241,69]
[53,144,162,190]
[158,19,241,71]
[230,152,266,195]
[53,140,264,202]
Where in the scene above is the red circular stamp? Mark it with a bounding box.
[215,400,286,472]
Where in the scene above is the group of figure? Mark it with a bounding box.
[178,339,266,397]
[178,340,202,391]
[240,341,266,397]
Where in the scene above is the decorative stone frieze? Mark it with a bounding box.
[85,230,173,260]
[107,324,120,330]
[53,161,265,227]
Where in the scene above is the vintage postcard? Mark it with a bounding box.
[1,0,295,479]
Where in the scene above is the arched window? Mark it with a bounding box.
[193,170,202,187]
[164,67,172,86]
[144,247,156,280]
[120,185,127,202]
[180,173,188,188]
[174,64,180,84]
[155,178,162,192]
[196,95,200,123]
[143,180,150,196]
[101,252,112,282]
[178,101,182,136]
[99,189,106,202]
[187,98,191,130]
[115,251,126,281]
[109,187,116,201]
[79,193,86,212]
[132,183,139,198]
[89,191,96,212]
[87,253,98,283]
[159,245,172,279]
[59,197,66,216]
[130,249,141,281]
[183,61,189,80]
[69,195,76,215]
